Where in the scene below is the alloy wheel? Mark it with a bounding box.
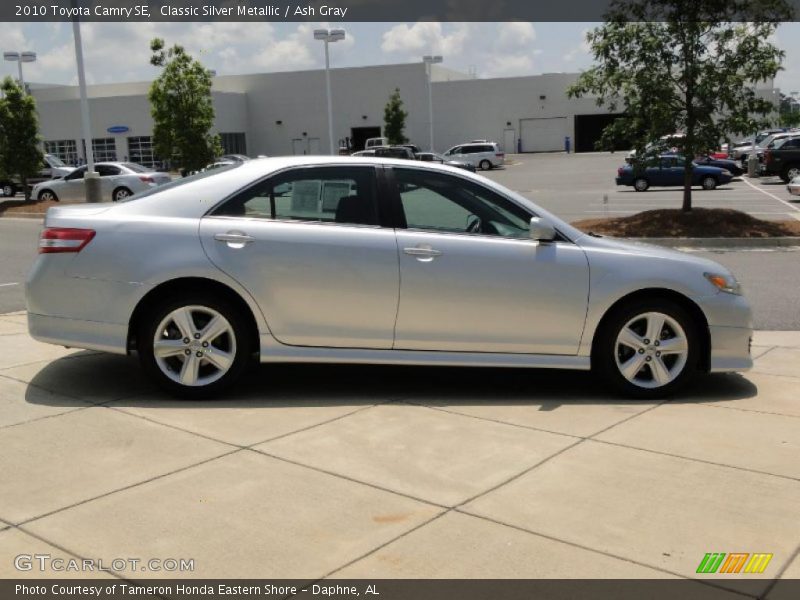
[614,311,688,389]
[152,305,237,387]
[40,191,55,202]
[114,188,131,201]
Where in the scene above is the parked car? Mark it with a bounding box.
[27,157,752,399]
[616,155,733,191]
[416,151,477,172]
[731,129,784,163]
[0,154,76,197]
[364,137,388,150]
[626,133,685,161]
[762,136,800,182]
[442,142,505,170]
[351,149,376,157]
[786,175,800,196]
[219,154,251,163]
[398,144,421,156]
[33,162,172,203]
[692,155,743,176]
[374,146,416,160]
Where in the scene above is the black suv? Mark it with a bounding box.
[762,137,800,182]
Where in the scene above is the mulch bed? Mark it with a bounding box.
[572,208,800,238]
[0,199,69,216]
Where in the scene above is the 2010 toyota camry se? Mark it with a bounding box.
[26,157,752,399]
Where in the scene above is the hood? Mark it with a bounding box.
[576,234,733,273]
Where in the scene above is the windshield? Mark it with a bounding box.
[772,137,798,149]
[46,154,67,168]
[119,162,240,202]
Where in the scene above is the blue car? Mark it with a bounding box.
[616,155,734,191]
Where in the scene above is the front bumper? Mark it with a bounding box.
[699,292,753,373]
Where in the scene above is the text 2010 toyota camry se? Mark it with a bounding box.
[26,157,752,399]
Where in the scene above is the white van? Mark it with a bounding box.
[442,142,505,170]
[365,137,389,150]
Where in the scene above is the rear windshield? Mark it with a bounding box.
[122,162,153,173]
[119,162,241,202]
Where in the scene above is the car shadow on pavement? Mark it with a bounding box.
[23,352,758,410]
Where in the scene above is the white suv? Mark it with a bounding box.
[443,142,505,170]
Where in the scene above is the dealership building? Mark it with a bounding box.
[30,61,778,168]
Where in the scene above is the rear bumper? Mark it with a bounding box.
[28,312,128,355]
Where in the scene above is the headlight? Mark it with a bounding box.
[704,272,741,295]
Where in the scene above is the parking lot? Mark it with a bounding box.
[0,310,799,594]
[487,152,800,224]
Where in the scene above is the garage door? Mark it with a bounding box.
[520,117,569,152]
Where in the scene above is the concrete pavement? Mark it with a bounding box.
[0,311,798,595]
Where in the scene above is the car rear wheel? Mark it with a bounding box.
[38,189,58,202]
[137,294,251,398]
[479,159,492,170]
[593,299,699,399]
[113,186,132,202]
[1,183,15,197]
[781,165,800,183]
[701,176,717,190]
[633,178,649,192]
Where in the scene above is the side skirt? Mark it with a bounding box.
[259,334,590,370]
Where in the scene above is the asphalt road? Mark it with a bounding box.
[0,214,797,329]
[487,152,800,223]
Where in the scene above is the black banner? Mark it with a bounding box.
[3,579,800,600]
[3,0,800,22]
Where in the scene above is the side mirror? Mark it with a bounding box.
[529,217,556,242]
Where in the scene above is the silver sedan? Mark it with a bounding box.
[26,157,752,399]
[32,162,171,203]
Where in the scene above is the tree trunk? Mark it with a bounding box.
[22,176,29,202]
[682,164,692,212]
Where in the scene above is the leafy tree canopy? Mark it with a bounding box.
[0,77,43,200]
[384,88,409,145]
[148,38,222,173]
[568,0,792,210]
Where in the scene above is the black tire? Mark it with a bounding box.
[479,159,492,171]
[1,182,16,197]
[633,177,649,192]
[38,189,58,202]
[780,164,800,183]
[137,292,252,399]
[701,176,717,190]
[113,186,133,202]
[592,298,701,399]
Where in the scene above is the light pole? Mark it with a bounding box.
[3,51,36,94]
[314,28,345,155]
[423,55,442,152]
[71,8,101,202]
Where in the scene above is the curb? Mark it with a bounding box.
[626,237,800,249]
[0,212,45,220]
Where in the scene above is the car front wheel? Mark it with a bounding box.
[137,294,251,398]
[701,176,717,190]
[479,159,492,170]
[594,299,699,399]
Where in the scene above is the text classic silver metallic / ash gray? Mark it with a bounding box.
[26,157,752,398]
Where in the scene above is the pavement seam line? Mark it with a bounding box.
[8,524,127,582]
[11,448,243,528]
[589,438,800,483]
[757,540,800,599]
[450,509,760,598]
[686,401,800,420]
[248,446,451,510]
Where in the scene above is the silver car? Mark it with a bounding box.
[33,162,172,203]
[26,157,752,399]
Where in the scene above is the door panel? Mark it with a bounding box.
[394,232,589,354]
[200,165,399,349]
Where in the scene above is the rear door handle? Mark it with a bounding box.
[214,231,255,246]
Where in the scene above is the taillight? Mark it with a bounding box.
[139,175,155,183]
[618,167,624,176]
[496,153,505,157]
[764,150,772,163]
[39,228,96,254]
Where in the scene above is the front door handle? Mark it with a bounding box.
[403,245,442,261]
[214,231,255,247]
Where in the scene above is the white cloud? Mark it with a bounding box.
[381,22,471,56]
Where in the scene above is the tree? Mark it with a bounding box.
[778,92,800,128]
[568,0,792,212]
[0,77,43,201]
[383,88,409,145]
[148,38,222,173]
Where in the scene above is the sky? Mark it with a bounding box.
[2,21,800,94]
